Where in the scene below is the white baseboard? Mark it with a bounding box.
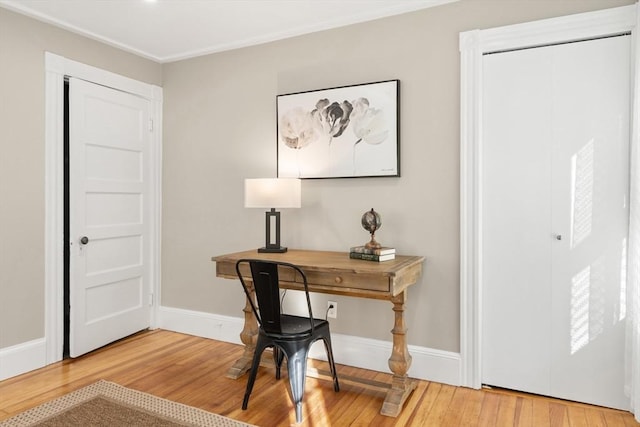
[0,338,47,381]
[0,307,460,385]
[158,306,461,386]
[158,306,244,345]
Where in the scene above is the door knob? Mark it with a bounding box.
[555,234,562,241]
[80,236,89,245]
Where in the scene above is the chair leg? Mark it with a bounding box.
[322,335,340,392]
[243,340,266,410]
[286,351,308,424]
[295,402,303,424]
[274,346,285,380]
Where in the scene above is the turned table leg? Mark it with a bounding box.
[381,290,417,417]
[225,280,258,379]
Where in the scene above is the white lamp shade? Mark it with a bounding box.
[244,178,301,208]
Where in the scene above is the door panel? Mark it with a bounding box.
[549,36,630,409]
[482,35,630,409]
[482,45,553,396]
[69,78,151,357]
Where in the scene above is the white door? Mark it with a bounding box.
[69,78,151,357]
[482,35,631,409]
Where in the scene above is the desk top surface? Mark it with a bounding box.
[212,249,425,298]
[212,249,424,274]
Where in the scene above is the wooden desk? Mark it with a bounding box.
[212,249,425,417]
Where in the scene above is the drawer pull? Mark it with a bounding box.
[334,276,343,284]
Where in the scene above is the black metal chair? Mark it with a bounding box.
[235,259,340,423]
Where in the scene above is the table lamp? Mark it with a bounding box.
[244,178,301,253]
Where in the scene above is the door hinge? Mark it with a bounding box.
[149,293,154,306]
[148,119,154,132]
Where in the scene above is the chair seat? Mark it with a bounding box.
[264,315,328,339]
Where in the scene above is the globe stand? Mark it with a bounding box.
[365,233,382,250]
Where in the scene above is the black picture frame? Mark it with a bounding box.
[277,79,400,179]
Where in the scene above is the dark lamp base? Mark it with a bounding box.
[258,246,288,253]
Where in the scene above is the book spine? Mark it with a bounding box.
[349,246,395,255]
[350,252,385,261]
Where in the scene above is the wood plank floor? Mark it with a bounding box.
[0,330,637,426]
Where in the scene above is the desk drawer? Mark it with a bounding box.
[217,260,390,294]
[218,263,300,282]
[305,271,390,293]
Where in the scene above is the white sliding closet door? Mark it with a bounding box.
[482,35,631,409]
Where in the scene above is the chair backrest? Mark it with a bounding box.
[235,259,314,334]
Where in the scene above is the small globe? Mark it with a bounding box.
[361,209,382,249]
[361,209,382,233]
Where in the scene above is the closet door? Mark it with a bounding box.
[482,35,630,410]
[482,44,553,397]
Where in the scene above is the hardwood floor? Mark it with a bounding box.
[0,330,637,426]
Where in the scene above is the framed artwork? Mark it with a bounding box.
[277,79,400,179]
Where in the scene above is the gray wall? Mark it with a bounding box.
[0,8,162,349]
[0,0,633,353]
[161,0,634,352]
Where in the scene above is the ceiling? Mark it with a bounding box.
[0,0,457,63]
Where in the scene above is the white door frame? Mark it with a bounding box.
[44,53,163,364]
[459,4,638,389]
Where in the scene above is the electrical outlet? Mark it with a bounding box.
[327,301,337,318]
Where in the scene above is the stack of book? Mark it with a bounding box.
[349,245,396,262]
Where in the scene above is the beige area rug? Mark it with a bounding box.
[0,380,255,427]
